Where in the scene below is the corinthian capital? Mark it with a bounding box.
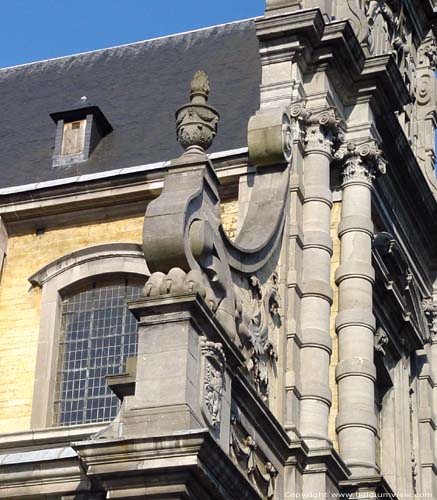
[303,108,344,157]
[334,140,387,185]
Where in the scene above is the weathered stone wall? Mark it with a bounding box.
[0,200,240,434]
[221,200,239,240]
[329,201,341,450]
[0,216,144,433]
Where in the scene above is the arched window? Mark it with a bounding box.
[29,243,149,429]
[54,278,143,426]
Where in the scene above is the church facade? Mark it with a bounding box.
[1,1,437,498]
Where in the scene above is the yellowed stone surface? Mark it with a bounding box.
[0,216,144,433]
[221,200,239,240]
[0,201,239,433]
[328,201,341,450]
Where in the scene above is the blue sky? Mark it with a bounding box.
[0,0,265,68]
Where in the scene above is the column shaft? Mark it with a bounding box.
[335,142,383,477]
[299,111,338,445]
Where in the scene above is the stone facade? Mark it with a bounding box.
[1,1,437,499]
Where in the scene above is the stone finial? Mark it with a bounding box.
[190,70,210,98]
[175,71,220,157]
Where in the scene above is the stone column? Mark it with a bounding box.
[334,141,386,477]
[299,108,339,445]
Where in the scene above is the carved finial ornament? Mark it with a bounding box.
[175,70,219,157]
[335,140,387,185]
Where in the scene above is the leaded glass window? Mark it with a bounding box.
[53,278,143,426]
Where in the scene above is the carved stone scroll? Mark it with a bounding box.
[143,72,292,399]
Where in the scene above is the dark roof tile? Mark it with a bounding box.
[0,19,260,188]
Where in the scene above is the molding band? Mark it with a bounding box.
[301,328,333,353]
[29,243,148,287]
[335,261,375,285]
[336,409,378,433]
[304,185,333,206]
[338,215,374,237]
[303,231,333,254]
[300,381,332,405]
[336,358,376,382]
[335,309,376,332]
[302,280,333,303]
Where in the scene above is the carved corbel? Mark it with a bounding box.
[418,36,437,71]
[334,140,387,185]
[422,297,437,341]
[375,327,389,355]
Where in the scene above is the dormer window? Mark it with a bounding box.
[61,119,86,156]
[50,97,113,167]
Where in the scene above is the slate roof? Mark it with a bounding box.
[0,19,261,189]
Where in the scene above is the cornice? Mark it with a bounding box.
[0,151,250,236]
[255,8,325,46]
[256,9,410,113]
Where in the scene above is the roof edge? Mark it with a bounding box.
[0,16,261,72]
[0,147,249,196]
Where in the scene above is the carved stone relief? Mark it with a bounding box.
[200,337,226,428]
[234,272,280,402]
[375,327,389,355]
[422,297,437,340]
[365,0,410,63]
[230,415,278,499]
[418,36,437,71]
[413,34,437,192]
[335,140,387,185]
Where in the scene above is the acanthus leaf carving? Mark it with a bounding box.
[335,140,387,185]
[234,271,280,402]
[303,108,345,157]
[200,337,226,428]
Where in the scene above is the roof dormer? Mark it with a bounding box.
[50,96,113,167]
